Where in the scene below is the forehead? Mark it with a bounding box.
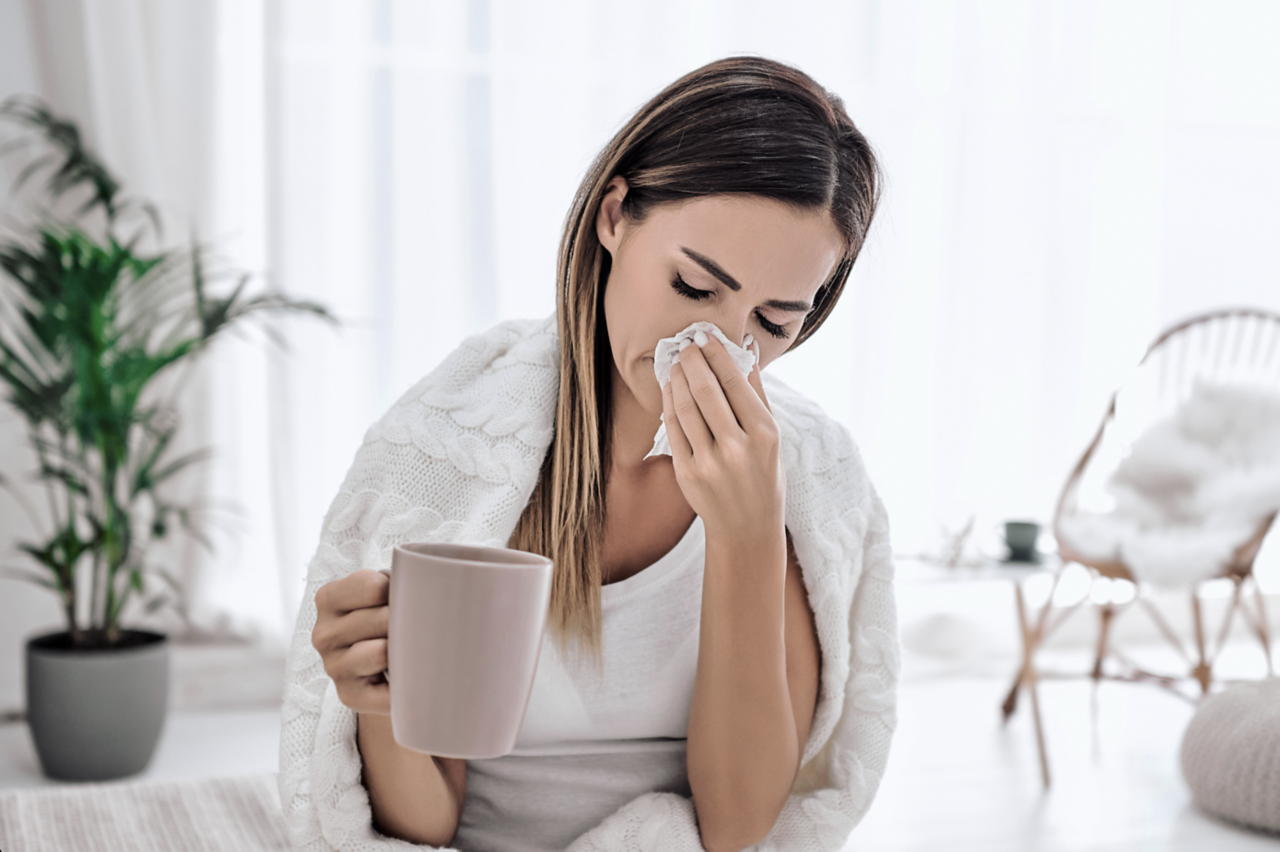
[636,195,845,299]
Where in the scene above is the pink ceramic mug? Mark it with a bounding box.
[381,542,553,759]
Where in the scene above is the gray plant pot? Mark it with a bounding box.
[25,629,170,782]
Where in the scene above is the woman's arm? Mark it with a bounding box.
[660,336,822,852]
[357,713,468,845]
[687,530,820,852]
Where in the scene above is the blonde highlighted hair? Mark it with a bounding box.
[508,56,882,672]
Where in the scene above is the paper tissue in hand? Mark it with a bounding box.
[645,322,757,460]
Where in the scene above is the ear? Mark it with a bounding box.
[595,176,629,255]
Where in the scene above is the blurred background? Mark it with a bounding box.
[1,0,1279,847]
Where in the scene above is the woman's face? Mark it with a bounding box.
[596,177,845,421]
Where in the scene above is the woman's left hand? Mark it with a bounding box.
[661,335,785,541]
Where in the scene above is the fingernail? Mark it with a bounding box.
[693,330,708,348]
[678,338,693,351]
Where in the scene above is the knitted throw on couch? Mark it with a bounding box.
[277,315,900,851]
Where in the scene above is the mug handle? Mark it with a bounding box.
[378,567,392,684]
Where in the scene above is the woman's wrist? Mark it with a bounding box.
[703,520,787,575]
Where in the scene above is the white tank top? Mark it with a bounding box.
[452,516,706,852]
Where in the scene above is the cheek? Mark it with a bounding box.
[603,257,651,330]
[607,268,670,354]
[602,269,652,377]
[603,264,639,333]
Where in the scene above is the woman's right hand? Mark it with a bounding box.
[312,569,392,715]
[316,569,467,844]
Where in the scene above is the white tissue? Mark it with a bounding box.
[645,322,757,459]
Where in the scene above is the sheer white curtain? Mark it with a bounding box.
[220,0,1280,640]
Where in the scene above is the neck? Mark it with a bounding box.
[607,361,665,474]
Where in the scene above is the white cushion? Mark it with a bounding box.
[1180,677,1280,833]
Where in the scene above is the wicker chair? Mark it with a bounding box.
[1053,307,1280,696]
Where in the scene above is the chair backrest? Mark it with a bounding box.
[1054,308,1280,577]
[1114,308,1280,445]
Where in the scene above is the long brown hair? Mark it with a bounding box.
[508,56,882,672]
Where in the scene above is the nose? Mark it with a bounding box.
[681,298,758,351]
[721,313,753,350]
[689,307,751,349]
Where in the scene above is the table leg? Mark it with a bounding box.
[1003,567,1064,724]
[1015,583,1051,789]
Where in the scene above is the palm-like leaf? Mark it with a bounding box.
[1,97,120,220]
[0,99,338,646]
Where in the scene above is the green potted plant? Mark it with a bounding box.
[0,97,335,781]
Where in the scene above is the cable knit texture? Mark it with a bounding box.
[278,315,900,851]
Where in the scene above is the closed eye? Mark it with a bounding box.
[670,271,712,301]
[756,312,789,340]
[672,271,792,339]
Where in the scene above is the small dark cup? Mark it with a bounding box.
[1004,521,1040,563]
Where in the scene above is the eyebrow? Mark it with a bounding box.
[680,246,813,314]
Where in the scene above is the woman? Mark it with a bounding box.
[281,56,899,852]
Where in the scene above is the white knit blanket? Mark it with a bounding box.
[277,315,900,851]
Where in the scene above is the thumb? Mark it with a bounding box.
[747,346,771,414]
